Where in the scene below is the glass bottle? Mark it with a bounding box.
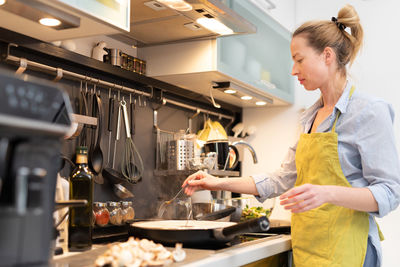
[68,146,94,251]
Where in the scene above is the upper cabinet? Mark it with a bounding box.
[0,0,130,42]
[218,0,294,104]
[139,0,295,107]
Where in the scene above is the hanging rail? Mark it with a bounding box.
[4,43,235,121]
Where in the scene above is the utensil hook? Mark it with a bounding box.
[53,68,63,82]
[187,108,200,134]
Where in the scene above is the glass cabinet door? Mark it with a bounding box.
[217,0,294,103]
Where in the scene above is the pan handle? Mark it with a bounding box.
[213,216,270,241]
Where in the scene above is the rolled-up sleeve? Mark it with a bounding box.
[252,142,298,202]
[356,101,400,217]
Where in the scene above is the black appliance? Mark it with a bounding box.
[0,69,72,267]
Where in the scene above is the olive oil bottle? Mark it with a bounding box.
[68,146,94,251]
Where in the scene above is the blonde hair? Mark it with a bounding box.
[293,4,363,73]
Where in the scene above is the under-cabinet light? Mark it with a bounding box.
[39,17,61,27]
[1,0,80,30]
[0,0,6,6]
[224,89,236,94]
[256,101,267,106]
[156,0,192,11]
[241,95,253,100]
[196,17,234,35]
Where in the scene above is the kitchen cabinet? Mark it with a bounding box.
[0,0,127,42]
[218,0,294,104]
[139,0,294,107]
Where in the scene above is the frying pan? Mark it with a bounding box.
[129,216,269,245]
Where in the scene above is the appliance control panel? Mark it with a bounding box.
[0,70,72,135]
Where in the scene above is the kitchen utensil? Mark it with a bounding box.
[107,89,115,165]
[79,83,89,147]
[167,138,193,171]
[192,202,236,221]
[120,99,144,183]
[129,216,269,245]
[130,94,135,136]
[101,101,134,199]
[113,183,134,199]
[88,89,104,183]
[102,103,127,184]
[158,185,188,218]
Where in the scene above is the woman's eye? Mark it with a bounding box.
[297,59,303,63]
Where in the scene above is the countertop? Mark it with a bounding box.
[51,234,292,267]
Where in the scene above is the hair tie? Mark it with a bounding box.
[331,16,346,31]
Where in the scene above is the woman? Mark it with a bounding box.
[182,4,400,267]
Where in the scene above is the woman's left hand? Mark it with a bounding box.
[279,183,329,213]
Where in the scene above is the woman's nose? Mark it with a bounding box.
[291,65,298,76]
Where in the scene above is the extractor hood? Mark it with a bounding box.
[109,0,256,47]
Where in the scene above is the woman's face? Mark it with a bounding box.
[291,36,329,91]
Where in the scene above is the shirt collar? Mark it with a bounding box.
[299,80,353,125]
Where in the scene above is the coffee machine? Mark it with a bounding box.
[0,69,72,266]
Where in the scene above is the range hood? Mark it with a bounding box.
[109,0,256,47]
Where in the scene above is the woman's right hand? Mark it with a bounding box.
[182,170,220,196]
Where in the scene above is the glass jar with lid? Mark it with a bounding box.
[93,202,110,227]
[120,201,135,223]
[107,201,123,225]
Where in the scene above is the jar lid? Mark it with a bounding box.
[94,202,107,208]
[107,201,119,207]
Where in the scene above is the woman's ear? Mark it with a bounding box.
[323,47,335,65]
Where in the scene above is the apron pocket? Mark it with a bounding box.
[292,208,331,261]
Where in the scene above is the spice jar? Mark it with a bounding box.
[107,201,123,225]
[93,202,110,227]
[121,201,135,223]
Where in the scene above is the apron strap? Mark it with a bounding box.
[331,86,356,132]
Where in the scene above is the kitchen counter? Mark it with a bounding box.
[51,235,291,267]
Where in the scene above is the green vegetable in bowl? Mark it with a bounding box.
[240,205,271,221]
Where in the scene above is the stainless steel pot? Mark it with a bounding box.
[192,202,236,221]
[159,201,236,222]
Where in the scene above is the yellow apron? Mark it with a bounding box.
[291,86,370,267]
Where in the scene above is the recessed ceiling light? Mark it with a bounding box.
[241,95,253,100]
[224,89,236,94]
[39,18,61,27]
[0,0,6,6]
[256,101,267,106]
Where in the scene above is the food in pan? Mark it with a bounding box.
[240,205,271,221]
[94,237,186,267]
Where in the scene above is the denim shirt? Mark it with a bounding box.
[252,81,400,267]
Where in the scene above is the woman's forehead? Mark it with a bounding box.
[291,36,316,56]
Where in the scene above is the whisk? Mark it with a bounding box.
[120,99,144,183]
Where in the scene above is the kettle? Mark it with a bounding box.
[203,140,258,171]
